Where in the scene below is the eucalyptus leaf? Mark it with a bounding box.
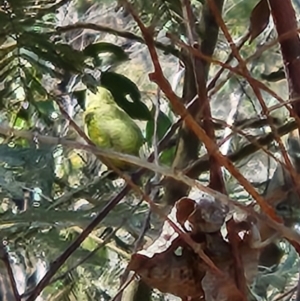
[100,71,152,120]
[159,146,176,166]
[16,107,33,124]
[73,89,86,111]
[19,33,86,73]
[145,109,172,147]
[34,100,56,117]
[0,71,17,93]
[83,42,129,63]
[0,58,17,82]
[26,74,48,97]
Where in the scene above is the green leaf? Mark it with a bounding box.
[145,109,172,147]
[83,42,129,64]
[20,51,61,78]
[100,71,152,121]
[0,86,12,107]
[159,146,176,166]
[16,106,33,124]
[261,67,285,82]
[73,89,86,111]
[0,43,17,57]
[21,67,56,124]
[0,67,18,88]
[22,65,45,94]
[101,71,140,101]
[19,32,87,73]
[0,56,17,81]
[35,100,56,117]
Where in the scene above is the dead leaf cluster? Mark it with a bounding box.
[128,196,264,301]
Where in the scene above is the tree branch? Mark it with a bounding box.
[163,0,225,206]
[0,124,300,243]
[55,23,181,58]
[121,0,281,221]
[269,0,300,118]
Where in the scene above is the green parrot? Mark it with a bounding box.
[83,87,144,173]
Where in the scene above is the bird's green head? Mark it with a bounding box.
[85,87,115,110]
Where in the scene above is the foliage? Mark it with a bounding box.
[0,0,300,300]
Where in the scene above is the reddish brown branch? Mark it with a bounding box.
[206,0,297,194]
[207,32,250,91]
[26,101,223,300]
[0,124,300,242]
[269,0,300,118]
[181,0,225,192]
[266,1,300,198]
[25,102,179,301]
[121,0,279,221]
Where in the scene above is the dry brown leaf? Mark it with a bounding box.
[128,197,260,300]
[129,247,205,299]
[128,203,206,299]
[202,271,245,301]
[249,0,270,43]
[176,197,228,235]
[226,219,260,284]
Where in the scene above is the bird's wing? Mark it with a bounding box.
[84,111,114,149]
[85,107,143,155]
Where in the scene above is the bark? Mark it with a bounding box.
[258,0,300,271]
[269,0,300,118]
[124,2,225,301]
[163,0,225,206]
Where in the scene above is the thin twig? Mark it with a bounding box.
[121,0,280,220]
[0,243,21,301]
[0,119,297,187]
[295,264,300,301]
[55,23,180,58]
[25,101,220,299]
[111,272,136,301]
[206,0,298,200]
[207,32,250,91]
[2,105,300,285]
[273,284,297,301]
